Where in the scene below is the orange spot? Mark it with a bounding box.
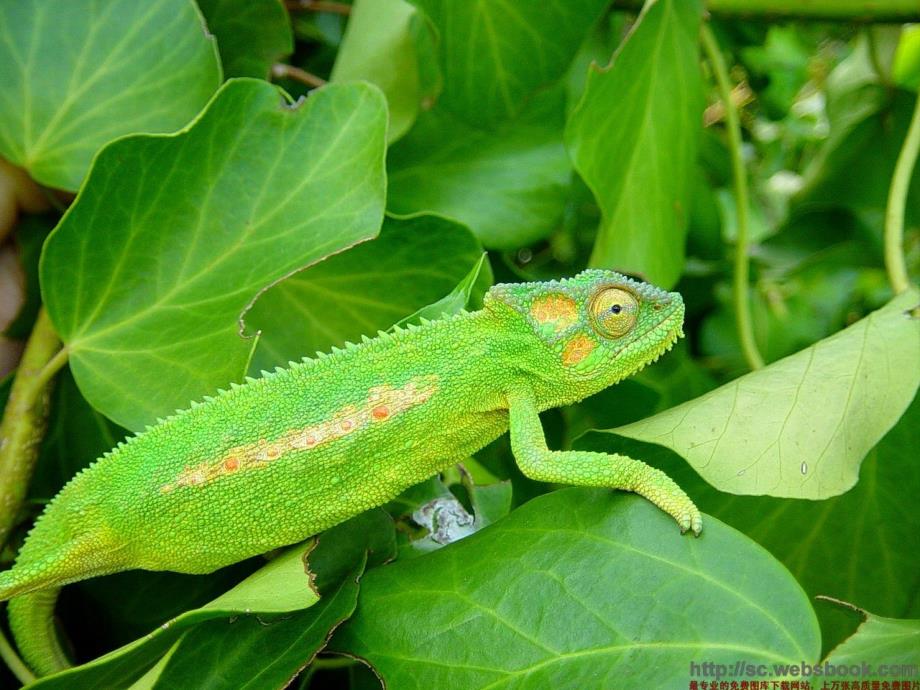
[161,375,440,493]
[562,334,596,366]
[530,294,577,331]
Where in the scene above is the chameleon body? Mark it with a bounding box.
[0,269,700,675]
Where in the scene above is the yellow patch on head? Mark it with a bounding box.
[562,334,596,366]
[530,294,578,332]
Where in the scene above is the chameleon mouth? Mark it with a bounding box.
[617,302,685,375]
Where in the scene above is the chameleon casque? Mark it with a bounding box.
[0,269,701,675]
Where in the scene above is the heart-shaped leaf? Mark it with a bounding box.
[331,490,821,689]
[40,79,388,430]
[248,214,489,373]
[0,0,221,190]
[409,0,608,128]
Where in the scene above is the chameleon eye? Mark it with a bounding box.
[590,288,638,338]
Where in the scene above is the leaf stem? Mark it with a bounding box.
[613,0,920,21]
[884,92,920,296]
[0,622,35,685]
[0,308,67,547]
[285,0,351,14]
[701,24,765,371]
[271,63,327,89]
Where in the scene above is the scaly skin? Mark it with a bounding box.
[0,269,700,675]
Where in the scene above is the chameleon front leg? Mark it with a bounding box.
[507,389,702,535]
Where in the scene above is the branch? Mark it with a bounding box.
[271,63,327,89]
[613,0,920,21]
[701,24,765,371]
[884,92,920,296]
[0,308,67,546]
[285,0,351,15]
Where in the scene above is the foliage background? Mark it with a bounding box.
[0,0,918,688]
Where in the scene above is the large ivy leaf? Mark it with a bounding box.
[145,565,364,689]
[331,0,421,142]
[387,93,571,249]
[0,0,221,191]
[136,510,396,689]
[577,391,920,654]
[823,609,920,674]
[32,542,319,689]
[248,214,490,372]
[197,0,293,79]
[609,289,920,498]
[40,79,387,431]
[35,510,395,689]
[331,490,820,689]
[409,0,608,128]
[565,0,704,288]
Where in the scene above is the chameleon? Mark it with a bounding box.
[0,268,701,676]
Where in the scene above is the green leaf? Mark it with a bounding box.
[331,0,420,142]
[577,390,920,654]
[197,0,293,79]
[391,251,489,329]
[409,0,608,128]
[565,0,704,288]
[387,93,571,249]
[248,214,489,373]
[330,490,820,689]
[893,25,920,91]
[823,608,920,674]
[148,565,363,689]
[141,510,396,689]
[66,561,261,658]
[32,542,319,690]
[609,289,920,498]
[0,0,221,191]
[40,79,388,430]
[36,511,395,689]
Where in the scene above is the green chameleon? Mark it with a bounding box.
[0,269,700,675]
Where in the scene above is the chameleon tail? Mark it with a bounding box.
[7,590,68,676]
[0,480,129,675]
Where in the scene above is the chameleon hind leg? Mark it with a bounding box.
[507,390,702,535]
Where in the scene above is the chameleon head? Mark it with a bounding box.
[484,269,684,398]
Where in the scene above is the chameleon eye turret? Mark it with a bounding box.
[590,287,638,338]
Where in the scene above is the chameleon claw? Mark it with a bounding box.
[676,507,703,537]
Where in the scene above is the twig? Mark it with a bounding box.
[701,24,765,370]
[884,92,920,296]
[612,0,920,21]
[285,0,351,15]
[271,64,327,89]
[0,308,67,547]
[704,82,754,127]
